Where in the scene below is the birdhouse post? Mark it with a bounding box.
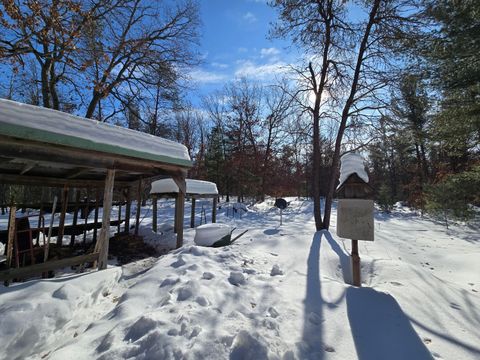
[336,153,374,287]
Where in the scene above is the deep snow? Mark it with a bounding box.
[0,198,479,360]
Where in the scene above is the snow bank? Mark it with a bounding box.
[338,152,369,188]
[0,98,190,163]
[0,267,122,360]
[194,223,232,246]
[150,178,218,195]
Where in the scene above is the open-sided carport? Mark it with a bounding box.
[0,99,191,282]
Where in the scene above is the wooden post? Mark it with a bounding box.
[56,185,69,247]
[352,239,361,287]
[4,203,16,286]
[6,204,16,269]
[44,196,58,263]
[190,197,196,228]
[124,187,131,233]
[36,203,44,246]
[212,197,217,223]
[94,169,115,270]
[172,176,186,248]
[83,190,90,245]
[70,189,80,246]
[93,189,100,241]
[152,194,158,233]
[134,179,142,236]
[174,195,178,234]
[117,203,122,234]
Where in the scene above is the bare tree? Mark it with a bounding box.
[271,0,416,229]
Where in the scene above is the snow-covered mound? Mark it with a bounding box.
[338,152,369,188]
[194,223,232,246]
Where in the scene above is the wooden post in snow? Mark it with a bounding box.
[4,203,16,286]
[5,204,16,269]
[117,203,122,234]
[190,197,196,228]
[124,187,131,233]
[70,189,80,246]
[134,179,142,236]
[95,169,115,270]
[212,197,217,223]
[93,189,99,241]
[56,185,69,247]
[173,176,186,248]
[152,194,158,233]
[351,240,361,286]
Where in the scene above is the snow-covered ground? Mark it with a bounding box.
[1,198,479,360]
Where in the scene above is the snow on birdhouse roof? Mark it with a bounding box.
[0,98,191,167]
[150,178,218,196]
[337,152,369,189]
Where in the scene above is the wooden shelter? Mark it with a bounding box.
[0,99,191,283]
[149,178,218,231]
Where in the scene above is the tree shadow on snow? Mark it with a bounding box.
[346,287,434,360]
[300,231,325,359]
[323,230,352,284]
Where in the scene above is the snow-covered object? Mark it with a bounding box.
[194,223,231,246]
[337,152,369,189]
[0,98,190,164]
[150,178,218,195]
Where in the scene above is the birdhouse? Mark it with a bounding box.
[336,153,374,242]
[336,173,374,199]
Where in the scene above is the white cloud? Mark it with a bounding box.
[260,47,281,58]
[243,12,257,23]
[189,69,226,84]
[234,60,288,80]
[211,62,229,69]
[238,47,248,53]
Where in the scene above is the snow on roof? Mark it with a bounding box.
[150,178,218,195]
[337,152,369,189]
[0,98,191,167]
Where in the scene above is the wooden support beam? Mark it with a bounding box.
[70,189,81,246]
[124,187,131,233]
[0,137,188,176]
[6,204,16,269]
[83,190,90,245]
[212,197,217,223]
[0,252,99,283]
[173,176,186,248]
[134,179,142,236]
[117,204,122,234]
[0,173,131,188]
[20,162,36,175]
[190,198,196,228]
[93,189,100,242]
[56,185,69,247]
[94,169,115,270]
[152,194,158,233]
[66,167,91,179]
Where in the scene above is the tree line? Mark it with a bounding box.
[1,0,478,227]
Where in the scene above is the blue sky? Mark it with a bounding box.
[186,0,299,104]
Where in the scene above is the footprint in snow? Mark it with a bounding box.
[171,256,186,268]
[267,307,279,318]
[229,271,246,286]
[270,264,284,276]
[324,346,335,353]
[202,272,215,280]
